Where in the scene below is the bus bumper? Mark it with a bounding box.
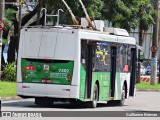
[17,83,79,99]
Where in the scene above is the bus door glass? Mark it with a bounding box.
[110,46,117,97]
[129,48,137,96]
[81,40,93,99]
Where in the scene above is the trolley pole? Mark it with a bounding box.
[151,0,159,85]
[0,0,4,79]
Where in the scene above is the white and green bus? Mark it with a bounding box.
[17,26,137,108]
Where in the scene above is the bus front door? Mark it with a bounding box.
[81,41,93,99]
[85,44,93,99]
[110,47,117,98]
[129,48,137,96]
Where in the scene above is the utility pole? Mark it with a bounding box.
[18,0,22,45]
[0,0,4,79]
[151,0,159,85]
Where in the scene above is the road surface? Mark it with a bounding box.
[1,91,160,111]
[1,91,160,119]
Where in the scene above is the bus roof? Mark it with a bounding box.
[22,26,137,45]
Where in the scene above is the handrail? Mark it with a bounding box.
[41,8,63,26]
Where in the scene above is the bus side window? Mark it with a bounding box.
[81,44,87,70]
[93,42,110,72]
[118,44,129,72]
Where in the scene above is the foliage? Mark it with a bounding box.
[0,81,16,97]
[4,9,17,21]
[2,39,7,45]
[86,0,104,19]
[4,9,17,25]
[2,62,16,82]
[138,0,155,31]
[3,9,17,45]
[44,0,104,24]
[102,0,155,31]
[102,0,137,30]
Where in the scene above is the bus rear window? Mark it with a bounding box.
[24,59,71,63]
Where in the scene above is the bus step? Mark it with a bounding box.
[97,101,108,104]
[109,97,114,100]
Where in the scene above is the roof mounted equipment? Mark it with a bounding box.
[103,27,129,37]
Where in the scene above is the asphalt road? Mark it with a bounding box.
[1,91,160,112]
[1,91,160,120]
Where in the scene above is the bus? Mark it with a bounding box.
[17,26,137,108]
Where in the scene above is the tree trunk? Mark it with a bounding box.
[1,45,5,70]
[7,14,18,64]
[1,25,10,70]
[4,0,44,65]
[37,0,43,25]
[29,14,45,26]
[7,36,16,64]
[7,1,42,62]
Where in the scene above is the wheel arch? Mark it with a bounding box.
[95,80,100,100]
[123,80,127,99]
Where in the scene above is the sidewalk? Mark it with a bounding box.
[0,96,22,101]
[136,89,160,92]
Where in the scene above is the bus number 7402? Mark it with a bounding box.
[59,69,69,73]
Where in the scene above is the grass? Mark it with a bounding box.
[0,81,16,97]
[136,82,160,90]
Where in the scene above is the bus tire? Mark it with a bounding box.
[118,85,125,106]
[35,97,53,107]
[89,84,98,108]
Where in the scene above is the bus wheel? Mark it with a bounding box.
[35,97,53,107]
[118,85,125,106]
[89,84,98,108]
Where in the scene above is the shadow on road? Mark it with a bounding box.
[2,100,128,109]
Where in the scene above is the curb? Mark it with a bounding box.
[136,89,160,92]
[0,96,23,101]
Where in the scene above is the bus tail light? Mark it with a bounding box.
[41,79,46,83]
[22,73,26,76]
[68,80,71,83]
[67,75,71,79]
[46,80,52,83]
[22,86,30,88]
[22,86,27,88]
[25,66,34,70]
[67,75,72,83]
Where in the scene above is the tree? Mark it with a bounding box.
[137,0,155,83]
[102,0,140,31]
[2,0,45,65]
[102,0,155,83]
[2,0,104,65]
[3,9,17,65]
[102,0,154,33]
[44,0,104,25]
[138,0,155,47]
